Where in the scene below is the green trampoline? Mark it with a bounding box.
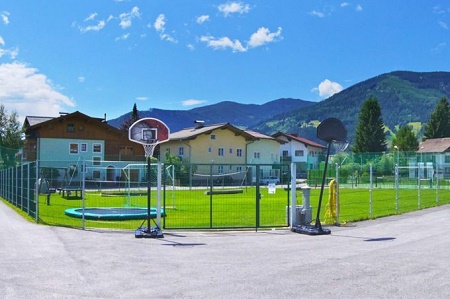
[64,207,165,221]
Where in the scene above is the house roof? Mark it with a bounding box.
[244,130,285,143]
[418,138,450,153]
[272,132,326,149]
[170,123,256,141]
[23,111,119,134]
[23,116,55,127]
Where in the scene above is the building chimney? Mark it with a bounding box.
[194,120,205,129]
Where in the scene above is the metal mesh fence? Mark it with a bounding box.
[1,152,450,230]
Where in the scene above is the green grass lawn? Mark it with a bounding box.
[29,184,450,230]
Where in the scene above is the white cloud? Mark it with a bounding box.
[154,14,166,32]
[1,11,10,25]
[0,36,4,46]
[309,10,325,18]
[187,44,195,51]
[340,2,349,7]
[200,35,247,52]
[153,14,177,43]
[115,33,130,41]
[432,42,447,53]
[80,20,106,32]
[84,13,98,22]
[439,21,449,30]
[196,15,210,24]
[218,2,251,17]
[119,6,140,29]
[248,27,282,48]
[0,46,19,59]
[312,79,343,98]
[182,99,207,107]
[200,26,282,52]
[355,4,363,12]
[0,62,75,121]
[78,76,85,83]
[135,96,148,101]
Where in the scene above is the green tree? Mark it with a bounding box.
[391,125,419,152]
[422,96,450,141]
[120,103,140,131]
[0,104,23,167]
[352,96,387,153]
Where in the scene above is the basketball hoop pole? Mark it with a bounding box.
[146,155,151,233]
[129,117,170,239]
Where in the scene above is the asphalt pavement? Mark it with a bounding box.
[1,200,450,298]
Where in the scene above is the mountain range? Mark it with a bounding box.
[108,71,450,145]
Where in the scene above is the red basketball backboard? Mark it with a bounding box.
[128,118,170,145]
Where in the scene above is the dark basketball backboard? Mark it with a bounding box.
[317,117,347,143]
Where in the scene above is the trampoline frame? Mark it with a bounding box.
[64,207,165,221]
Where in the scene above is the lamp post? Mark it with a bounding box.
[394,145,400,166]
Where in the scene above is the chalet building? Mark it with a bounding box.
[417,137,450,179]
[272,132,326,172]
[22,111,145,186]
[160,121,284,184]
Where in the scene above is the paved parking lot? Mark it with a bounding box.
[1,200,450,298]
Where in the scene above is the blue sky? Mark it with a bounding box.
[1,1,450,123]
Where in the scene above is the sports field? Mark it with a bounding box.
[25,183,448,230]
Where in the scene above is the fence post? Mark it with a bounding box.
[82,159,86,230]
[209,163,213,229]
[395,163,399,214]
[335,163,340,226]
[35,160,39,223]
[290,162,297,229]
[255,164,261,231]
[369,164,373,219]
[418,163,421,209]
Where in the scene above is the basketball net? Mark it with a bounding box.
[143,143,157,158]
[332,140,349,153]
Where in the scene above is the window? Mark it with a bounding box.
[282,150,288,157]
[93,143,102,153]
[218,165,224,174]
[81,143,87,152]
[295,150,304,157]
[218,148,224,156]
[229,148,233,154]
[211,134,216,140]
[93,157,101,166]
[445,155,450,163]
[93,170,101,180]
[254,152,260,159]
[178,147,184,156]
[69,143,78,154]
[237,149,242,157]
[67,123,75,132]
[208,147,212,153]
[236,166,242,172]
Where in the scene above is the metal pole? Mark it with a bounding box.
[395,163,399,214]
[156,162,162,228]
[290,162,297,229]
[314,142,331,230]
[82,159,86,230]
[147,156,151,230]
[369,164,373,219]
[335,163,340,226]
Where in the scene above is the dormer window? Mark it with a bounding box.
[67,123,75,132]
